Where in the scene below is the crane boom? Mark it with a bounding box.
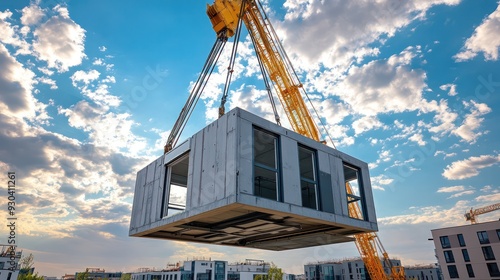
[465,203,500,224]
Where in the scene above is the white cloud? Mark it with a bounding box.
[448,190,474,199]
[443,154,500,180]
[408,132,426,146]
[352,116,384,135]
[0,10,30,54]
[371,174,394,191]
[434,151,456,159]
[452,101,491,143]
[437,185,465,193]
[0,43,37,119]
[333,48,435,117]
[38,76,58,89]
[455,3,500,61]
[32,6,86,72]
[439,83,458,96]
[20,3,45,26]
[59,101,147,155]
[279,0,461,71]
[71,69,100,86]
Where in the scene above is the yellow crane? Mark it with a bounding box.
[465,203,500,224]
[164,0,404,279]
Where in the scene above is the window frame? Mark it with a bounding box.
[253,127,281,201]
[343,163,367,221]
[482,246,496,261]
[462,249,470,262]
[298,145,319,210]
[487,262,500,277]
[162,152,190,218]
[477,231,489,244]
[447,265,459,279]
[440,236,451,249]
[444,250,455,263]
[457,234,466,247]
[465,264,475,278]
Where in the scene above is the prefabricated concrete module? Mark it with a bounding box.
[129,107,378,251]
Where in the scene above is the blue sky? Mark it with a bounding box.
[0,0,499,276]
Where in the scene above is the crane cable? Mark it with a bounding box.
[164,31,228,153]
[218,0,247,118]
[255,0,337,149]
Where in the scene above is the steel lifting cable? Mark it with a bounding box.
[218,0,247,117]
[249,32,281,126]
[257,0,337,149]
[164,32,228,153]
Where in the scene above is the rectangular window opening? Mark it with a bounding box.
[487,262,500,277]
[298,146,319,210]
[447,265,459,279]
[457,234,466,247]
[482,246,496,260]
[253,127,280,201]
[466,264,475,278]
[440,236,451,249]
[344,163,366,220]
[163,153,189,218]
[444,250,455,263]
[477,231,489,244]
[462,249,470,262]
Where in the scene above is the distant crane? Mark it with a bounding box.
[464,203,500,224]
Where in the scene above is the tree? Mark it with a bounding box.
[254,263,283,280]
[17,253,41,280]
[120,274,132,280]
[19,253,35,271]
[76,269,90,280]
[17,273,44,280]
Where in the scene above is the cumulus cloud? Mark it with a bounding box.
[71,69,100,86]
[452,101,491,143]
[442,154,500,180]
[439,83,458,96]
[352,116,384,135]
[455,3,500,61]
[279,0,461,71]
[33,5,86,72]
[0,43,37,119]
[0,10,30,54]
[371,174,394,191]
[332,48,434,117]
[59,101,147,155]
[20,3,45,26]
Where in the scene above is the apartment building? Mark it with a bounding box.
[431,220,500,279]
[404,264,442,280]
[304,258,402,280]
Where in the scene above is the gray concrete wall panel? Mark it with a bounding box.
[281,136,301,206]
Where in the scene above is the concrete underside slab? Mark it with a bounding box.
[137,200,360,250]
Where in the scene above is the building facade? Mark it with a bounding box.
[404,264,442,280]
[304,258,401,280]
[132,260,227,280]
[431,220,500,279]
[75,268,122,280]
[0,245,21,280]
